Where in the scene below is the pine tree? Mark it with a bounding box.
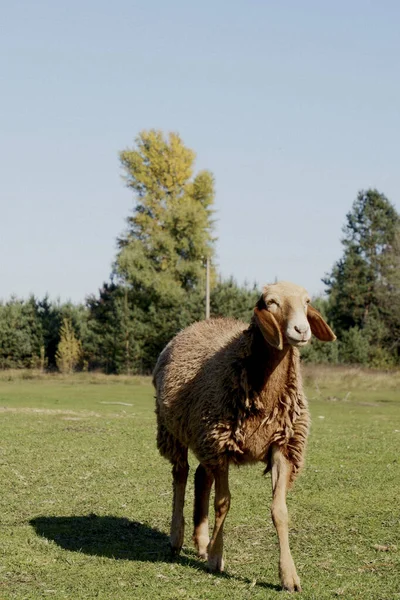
[324,189,398,329]
[376,223,400,359]
[324,189,400,365]
[86,283,143,374]
[210,277,259,322]
[0,296,43,369]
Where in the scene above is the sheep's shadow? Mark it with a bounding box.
[30,515,171,562]
[29,514,280,591]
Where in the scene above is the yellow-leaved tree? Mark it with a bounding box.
[56,318,82,374]
[117,129,216,297]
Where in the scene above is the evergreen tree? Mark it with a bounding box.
[86,283,141,374]
[210,278,259,322]
[0,296,43,369]
[300,297,339,364]
[36,296,62,369]
[375,223,400,360]
[324,189,398,329]
[86,282,204,374]
[324,189,400,365]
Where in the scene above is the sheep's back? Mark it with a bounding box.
[153,318,247,455]
[154,317,246,393]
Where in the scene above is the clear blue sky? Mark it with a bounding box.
[1,0,399,303]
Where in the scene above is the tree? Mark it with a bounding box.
[86,283,143,374]
[300,297,339,364]
[36,296,90,370]
[116,130,216,298]
[0,296,44,369]
[56,318,82,374]
[325,189,398,329]
[375,223,400,360]
[324,189,400,365]
[210,277,259,322]
[109,130,217,371]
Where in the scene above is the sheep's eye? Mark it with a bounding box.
[267,299,279,307]
[305,298,311,305]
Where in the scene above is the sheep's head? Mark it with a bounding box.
[253,281,336,350]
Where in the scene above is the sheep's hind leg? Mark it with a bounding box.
[193,463,214,559]
[170,448,189,556]
[207,462,230,573]
[270,444,301,592]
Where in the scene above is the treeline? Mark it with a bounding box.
[1,131,399,372]
[0,279,258,373]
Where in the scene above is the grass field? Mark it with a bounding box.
[0,368,399,599]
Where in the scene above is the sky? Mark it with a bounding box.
[1,0,399,303]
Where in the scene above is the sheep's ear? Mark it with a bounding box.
[254,307,283,350]
[307,305,336,342]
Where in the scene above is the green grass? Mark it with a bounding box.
[0,369,399,599]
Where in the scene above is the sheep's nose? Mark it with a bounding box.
[294,324,308,334]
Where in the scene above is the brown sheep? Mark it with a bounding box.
[153,281,336,592]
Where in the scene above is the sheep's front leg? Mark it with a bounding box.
[207,463,230,572]
[170,452,189,555]
[193,463,214,558]
[270,445,301,592]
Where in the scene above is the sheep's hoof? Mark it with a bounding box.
[170,527,184,557]
[281,574,301,593]
[207,554,224,573]
[169,543,182,557]
[280,558,301,592]
[193,534,209,560]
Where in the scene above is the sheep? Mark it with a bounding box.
[153,281,336,592]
